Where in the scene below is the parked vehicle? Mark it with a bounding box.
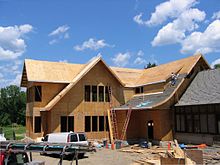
[0,134,6,142]
[0,151,29,165]
[42,132,88,145]
[41,132,89,157]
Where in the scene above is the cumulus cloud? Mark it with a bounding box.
[112,52,131,67]
[137,50,144,56]
[133,13,147,26]
[181,20,220,54]
[49,39,58,45]
[10,73,22,86]
[0,24,33,60]
[212,11,220,20]
[134,0,197,26]
[134,57,146,65]
[152,8,205,46]
[49,25,69,36]
[74,38,112,51]
[48,25,70,45]
[59,59,68,63]
[0,60,23,87]
[0,73,3,79]
[211,58,220,68]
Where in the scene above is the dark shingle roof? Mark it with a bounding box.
[176,69,220,106]
[115,74,186,110]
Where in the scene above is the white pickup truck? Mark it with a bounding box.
[41,132,89,157]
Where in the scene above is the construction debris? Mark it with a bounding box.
[119,139,220,165]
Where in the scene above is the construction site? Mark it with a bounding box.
[0,54,212,164]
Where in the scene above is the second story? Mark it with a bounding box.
[20,54,210,111]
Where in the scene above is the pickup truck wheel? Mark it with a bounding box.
[78,153,84,158]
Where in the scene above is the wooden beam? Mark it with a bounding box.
[107,109,114,144]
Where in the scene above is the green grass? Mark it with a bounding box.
[1,125,26,140]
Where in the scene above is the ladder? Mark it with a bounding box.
[120,108,132,140]
[108,86,119,141]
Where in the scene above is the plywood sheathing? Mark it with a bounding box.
[21,54,206,88]
[135,54,203,86]
[42,56,124,111]
[23,59,85,84]
[47,61,124,139]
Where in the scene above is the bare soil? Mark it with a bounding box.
[32,148,139,165]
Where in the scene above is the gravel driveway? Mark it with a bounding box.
[32,148,139,165]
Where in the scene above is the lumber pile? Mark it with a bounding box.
[120,140,203,165]
[120,145,170,164]
[203,149,220,164]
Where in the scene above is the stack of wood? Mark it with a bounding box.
[203,149,220,164]
[120,140,204,165]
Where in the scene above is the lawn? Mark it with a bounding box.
[1,125,26,140]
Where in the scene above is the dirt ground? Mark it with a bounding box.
[32,148,140,165]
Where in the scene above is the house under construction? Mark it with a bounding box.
[21,54,219,144]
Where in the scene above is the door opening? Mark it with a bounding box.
[147,120,154,140]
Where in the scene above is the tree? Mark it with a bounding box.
[214,64,220,69]
[145,62,157,69]
[0,85,26,126]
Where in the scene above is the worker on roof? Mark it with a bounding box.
[171,72,179,86]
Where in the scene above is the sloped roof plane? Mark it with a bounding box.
[21,54,205,88]
[176,69,220,106]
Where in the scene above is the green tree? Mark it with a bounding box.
[145,62,157,69]
[0,85,26,126]
[214,64,220,69]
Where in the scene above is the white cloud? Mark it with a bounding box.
[49,39,58,45]
[134,57,146,65]
[49,25,69,36]
[0,73,3,79]
[0,24,33,60]
[10,73,22,86]
[212,11,220,20]
[133,13,147,26]
[59,59,68,63]
[48,25,70,45]
[112,52,131,67]
[211,59,220,68]
[152,8,205,46]
[0,60,23,87]
[137,50,144,56]
[134,0,197,26]
[74,38,112,51]
[181,20,220,54]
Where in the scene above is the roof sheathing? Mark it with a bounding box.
[21,54,203,88]
[24,59,85,83]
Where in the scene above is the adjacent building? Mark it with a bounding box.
[175,69,220,145]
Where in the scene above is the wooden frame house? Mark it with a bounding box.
[21,54,210,141]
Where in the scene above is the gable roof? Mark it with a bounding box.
[176,69,220,106]
[21,54,206,88]
[43,56,124,111]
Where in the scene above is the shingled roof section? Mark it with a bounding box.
[115,74,187,110]
[176,69,220,106]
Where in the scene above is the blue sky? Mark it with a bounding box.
[0,0,220,87]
